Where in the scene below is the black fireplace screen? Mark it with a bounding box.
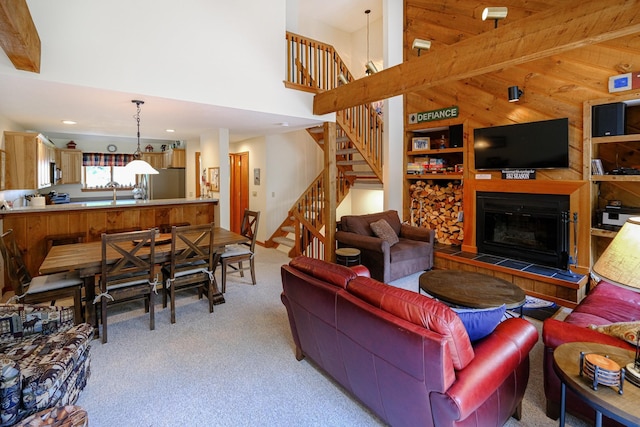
[476,192,570,268]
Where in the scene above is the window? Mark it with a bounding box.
[82,152,137,190]
[84,166,137,189]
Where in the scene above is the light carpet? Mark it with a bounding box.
[76,246,590,426]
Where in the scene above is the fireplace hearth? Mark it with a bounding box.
[476,192,570,269]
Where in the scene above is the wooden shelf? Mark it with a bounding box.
[590,228,617,238]
[590,175,640,182]
[407,147,464,155]
[592,134,640,144]
[406,173,463,180]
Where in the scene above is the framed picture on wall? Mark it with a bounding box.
[209,167,220,192]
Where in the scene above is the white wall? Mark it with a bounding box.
[6,0,319,122]
[229,129,322,243]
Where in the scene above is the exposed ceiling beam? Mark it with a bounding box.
[313,0,640,115]
[0,0,40,73]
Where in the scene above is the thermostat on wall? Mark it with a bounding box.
[608,72,640,93]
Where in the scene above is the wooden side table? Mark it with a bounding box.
[553,342,640,427]
[335,247,361,267]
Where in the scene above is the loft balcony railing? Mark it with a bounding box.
[285,31,383,179]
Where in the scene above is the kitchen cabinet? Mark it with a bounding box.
[57,149,83,184]
[141,152,165,170]
[4,131,55,190]
[584,91,640,266]
[0,150,5,191]
[164,148,185,168]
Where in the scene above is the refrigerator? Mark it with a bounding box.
[148,168,186,199]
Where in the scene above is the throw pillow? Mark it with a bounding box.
[452,304,506,342]
[370,219,399,246]
[589,321,640,345]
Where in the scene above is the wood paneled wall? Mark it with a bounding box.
[404,0,640,273]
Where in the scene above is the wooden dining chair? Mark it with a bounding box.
[219,210,260,293]
[45,232,86,253]
[161,223,216,323]
[96,229,157,343]
[0,229,84,324]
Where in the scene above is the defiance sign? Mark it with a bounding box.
[409,106,459,124]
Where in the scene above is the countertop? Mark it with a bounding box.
[0,197,218,214]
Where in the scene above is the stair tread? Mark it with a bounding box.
[337,148,359,155]
[317,136,350,144]
[281,226,295,233]
[337,160,368,165]
[273,236,295,247]
[344,170,377,176]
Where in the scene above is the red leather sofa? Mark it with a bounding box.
[281,256,538,427]
[543,280,640,426]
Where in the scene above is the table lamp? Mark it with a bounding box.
[592,216,640,382]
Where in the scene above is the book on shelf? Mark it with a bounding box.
[591,158,604,175]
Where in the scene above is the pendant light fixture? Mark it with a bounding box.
[364,9,378,75]
[125,100,159,175]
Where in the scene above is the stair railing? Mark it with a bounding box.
[276,32,384,258]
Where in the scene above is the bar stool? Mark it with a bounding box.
[335,248,361,267]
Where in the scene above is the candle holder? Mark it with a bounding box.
[579,351,624,394]
[624,329,640,387]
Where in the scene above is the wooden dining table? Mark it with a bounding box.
[39,227,249,331]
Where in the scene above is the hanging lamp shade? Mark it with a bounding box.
[125,159,159,174]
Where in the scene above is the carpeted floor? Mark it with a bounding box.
[74,246,591,426]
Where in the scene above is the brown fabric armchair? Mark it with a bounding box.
[336,210,434,282]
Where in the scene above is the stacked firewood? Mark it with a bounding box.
[409,180,464,245]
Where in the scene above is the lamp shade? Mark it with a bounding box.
[508,86,523,102]
[482,7,508,21]
[592,217,640,290]
[124,159,159,175]
[365,61,378,75]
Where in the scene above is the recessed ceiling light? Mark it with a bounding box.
[166,129,175,133]
[62,120,77,125]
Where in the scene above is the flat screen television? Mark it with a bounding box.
[473,118,569,170]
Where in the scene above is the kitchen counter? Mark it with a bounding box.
[0,198,218,287]
[2,197,217,214]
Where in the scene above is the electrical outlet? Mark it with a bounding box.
[252,191,257,197]
[272,192,275,198]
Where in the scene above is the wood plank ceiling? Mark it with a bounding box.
[403,0,640,183]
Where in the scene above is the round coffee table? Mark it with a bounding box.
[418,270,526,314]
[553,342,640,427]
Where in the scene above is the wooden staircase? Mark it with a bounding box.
[266,32,384,259]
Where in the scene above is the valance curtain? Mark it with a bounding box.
[82,153,133,167]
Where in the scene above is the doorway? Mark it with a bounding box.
[195,152,202,197]
[229,152,249,233]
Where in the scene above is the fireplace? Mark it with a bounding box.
[476,192,570,269]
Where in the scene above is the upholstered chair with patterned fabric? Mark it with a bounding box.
[0,304,93,427]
